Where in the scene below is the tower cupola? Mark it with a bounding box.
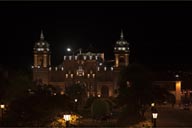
[33,30,51,68]
[114,30,130,68]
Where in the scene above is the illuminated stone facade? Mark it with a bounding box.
[32,30,130,98]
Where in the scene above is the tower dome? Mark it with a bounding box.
[114,29,129,53]
[34,30,50,52]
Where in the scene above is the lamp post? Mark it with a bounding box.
[151,102,155,123]
[74,98,78,112]
[63,114,71,127]
[0,104,5,126]
[152,109,158,127]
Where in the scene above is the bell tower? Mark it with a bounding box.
[114,30,130,68]
[33,30,51,68]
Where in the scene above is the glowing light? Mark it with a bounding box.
[61,67,64,71]
[64,56,66,60]
[49,67,52,71]
[66,74,68,78]
[111,67,113,71]
[71,74,73,78]
[83,56,87,60]
[69,56,72,60]
[93,74,95,78]
[97,67,100,71]
[63,114,71,121]
[90,56,92,60]
[104,67,107,71]
[0,104,5,109]
[87,74,90,78]
[75,56,77,60]
[67,48,71,52]
[55,67,58,71]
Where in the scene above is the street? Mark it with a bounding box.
[154,105,192,127]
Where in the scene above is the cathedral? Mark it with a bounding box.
[32,30,130,98]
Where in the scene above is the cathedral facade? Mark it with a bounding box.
[32,30,130,98]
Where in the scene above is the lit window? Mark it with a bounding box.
[75,56,77,60]
[77,66,84,76]
[92,74,95,78]
[87,74,90,78]
[64,56,66,60]
[122,47,126,51]
[69,56,72,60]
[55,67,58,71]
[31,66,34,69]
[66,74,68,78]
[83,56,87,60]
[114,47,117,50]
[42,42,45,45]
[111,67,113,71]
[90,56,92,60]
[61,67,64,71]
[104,67,107,71]
[97,67,100,71]
[49,67,52,71]
[95,56,98,60]
[71,74,73,78]
[47,48,49,51]
[37,43,40,45]
[118,47,122,50]
[37,65,40,68]
[99,63,102,66]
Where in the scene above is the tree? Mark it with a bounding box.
[117,63,171,122]
[65,83,86,105]
[91,99,110,120]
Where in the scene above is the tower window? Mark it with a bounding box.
[77,66,84,76]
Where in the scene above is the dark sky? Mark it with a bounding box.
[1,1,192,71]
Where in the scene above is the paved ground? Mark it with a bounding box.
[156,104,192,127]
[129,104,192,128]
[79,104,192,127]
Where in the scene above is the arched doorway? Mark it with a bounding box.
[101,86,109,98]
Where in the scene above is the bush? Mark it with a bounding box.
[91,99,110,119]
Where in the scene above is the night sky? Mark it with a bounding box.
[1,2,192,71]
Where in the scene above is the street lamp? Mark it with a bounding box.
[74,99,78,112]
[151,103,155,107]
[0,104,5,126]
[63,114,71,127]
[152,109,158,127]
